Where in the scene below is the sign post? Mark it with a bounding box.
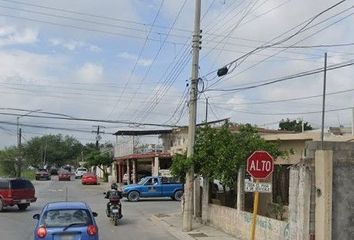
[246,151,274,240]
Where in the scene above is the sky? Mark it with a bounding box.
[0,0,353,148]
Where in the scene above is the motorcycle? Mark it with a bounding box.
[104,190,122,226]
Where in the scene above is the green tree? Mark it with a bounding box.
[171,123,287,187]
[85,150,113,182]
[22,134,83,168]
[279,118,313,132]
[0,146,19,177]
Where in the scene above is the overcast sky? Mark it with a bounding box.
[0,0,353,148]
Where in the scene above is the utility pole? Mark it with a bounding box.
[321,53,327,149]
[16,109,41,177]
[205,97,208,123]
[17,128,22,177]
[93,125,105,149]
[183,0,201,232]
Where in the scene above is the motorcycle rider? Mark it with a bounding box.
[105,183,123,219]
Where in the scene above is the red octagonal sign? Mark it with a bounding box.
[247,151,274,180]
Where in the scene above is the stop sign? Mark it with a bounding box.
[247,151,274,179]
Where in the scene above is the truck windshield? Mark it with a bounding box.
[137,177,148,185]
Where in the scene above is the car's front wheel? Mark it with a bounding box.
[127,191,140,202]
[17,204,28,211]
[0,199,4,212]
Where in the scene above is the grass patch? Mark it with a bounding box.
[21,169,35,180]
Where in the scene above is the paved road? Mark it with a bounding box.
[0,176,180,240]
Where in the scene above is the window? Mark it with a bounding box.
[0,181,9,189]
[42,209,92,228]
[10,180,34,189]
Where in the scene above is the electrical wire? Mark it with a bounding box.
[207,7,354,89]
[163,86,189,124]
[120,0,188,117]
[0,112,181,128]
[209,87,354,105]
[214,105,353,116]
[106,0,165,119]
[201,0,349,80]
[205,58,354,92]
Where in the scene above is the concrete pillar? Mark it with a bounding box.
[118,162,122,184]
[289,166,299,240]
[236,167,245,211]
[298,166,311,240]
[193,176,201,218]
[289,165,311,240]
[112,163,117,183]
[315,150,333,240]
[153,156,159,176]
[132,160,136,184]
[127,159,131,185]
[201,176,209,224]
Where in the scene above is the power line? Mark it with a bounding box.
[0,112,181,128]
[205,59,354,92]
[216,9,354,86]
[163,86,189,124]
[107,0,165,119]
[201,0,349,80]
[0,120,114,134]
[214,105,353,116]
[208,87,354,105]
[120,0,188,117]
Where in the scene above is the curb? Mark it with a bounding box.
[150,214,195,240]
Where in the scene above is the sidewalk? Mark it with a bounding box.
[151,212,240,240]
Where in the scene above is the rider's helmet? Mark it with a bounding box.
[111,183,118,190]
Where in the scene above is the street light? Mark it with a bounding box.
[17,109,42,146]
[16,109,41,177]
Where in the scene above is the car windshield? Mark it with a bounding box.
[41,209,92,228]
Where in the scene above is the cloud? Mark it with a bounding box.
[76,63,104,82]
[49,38,101,52]
[118,52,153,67]
[0,26,38,47]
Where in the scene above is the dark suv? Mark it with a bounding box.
[0,178,37,211]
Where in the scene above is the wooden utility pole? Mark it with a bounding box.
[183,0,201,232]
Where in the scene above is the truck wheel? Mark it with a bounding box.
[0,199,3,212]
[173,190,183,201]
[127,191,140,202]
[18,204,28,211]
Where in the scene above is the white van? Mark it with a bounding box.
[75,167,87,179]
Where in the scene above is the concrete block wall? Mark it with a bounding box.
[207,204,289,240]
[306,141,354,240]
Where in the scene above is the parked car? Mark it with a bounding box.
[49,168,58,176]
[122,176,183,202]
[35,169,50,181]
[81,173,98,185]
[58,170,71,181]
[0,178,37,211]
[63,165,72,172]
[33,201,99,240]
[75,167,88,179]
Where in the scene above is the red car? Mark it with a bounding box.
[81,173,98,185]
[58,170,71,181]
[0,178,37,211]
